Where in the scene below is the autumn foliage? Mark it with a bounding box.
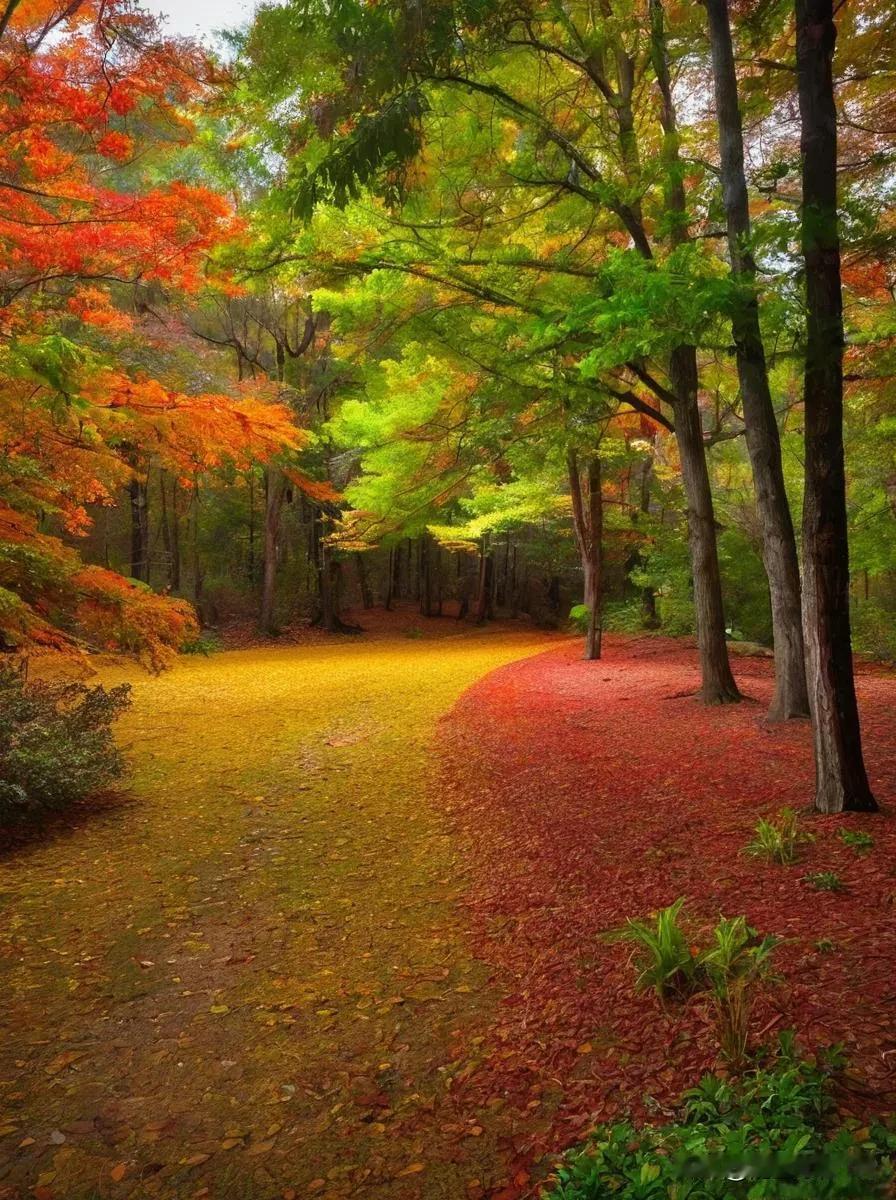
[0,0,303,663]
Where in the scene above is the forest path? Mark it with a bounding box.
[0,626,556,1200]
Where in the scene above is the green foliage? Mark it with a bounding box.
[568,603,591,634]
[606,898,700,1002]
[700,917,780,1066]
[603,599,651,633]
[745,809,812,866]
[851,600,896,664]
[180,633,223,656]
[804,872,846,893]
[545,1040,896,1199]
[0,668,130,822]
[839,829,874,853]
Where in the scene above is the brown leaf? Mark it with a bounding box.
[245,1139,275,1156]
[180,1153,210,1167]
[110,1163,127,1182]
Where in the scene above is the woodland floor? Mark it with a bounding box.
[1,618,895,1200]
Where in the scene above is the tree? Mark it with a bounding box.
[703,0,809,720]
[794,0,876,811]
[0,0,307,663]
[237,0,748,701]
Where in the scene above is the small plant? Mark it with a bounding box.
[0,668,131,822]
[804,870,846,893]
[605,898,699,1002]
[610,901,780,1065]
[180,632,222,656]
[745,807,812,865]
[839,828,874,853]
[697,916,779,1067]
[568,603,591,635]
[815,937,836,954]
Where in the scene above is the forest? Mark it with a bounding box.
[0,0,895,1197]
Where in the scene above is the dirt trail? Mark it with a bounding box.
[0,627,554,1200]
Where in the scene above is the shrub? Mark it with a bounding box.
[804,871,846,893]
[851,599,896,664]
[544,1038,896,1199]
[181,632,222,656]
[606,898,700,1003]
[746,808,812,865]
[602,600,650,634]
[0,667,130,822]
[839,829,874,853]
[568,603,591,634]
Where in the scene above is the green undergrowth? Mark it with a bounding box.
[543,1036,896,1199]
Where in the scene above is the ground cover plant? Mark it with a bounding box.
[545,1038,896,1199]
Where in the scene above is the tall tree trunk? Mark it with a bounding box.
[509,542,518,618]
[474,537,493,624]
[568,448,604,660]
[356,552,374,609]
[159,472,181,591]
[128,475,149,582]
[795,0,876,811]
[191,482,204,606]
[705,0,809,721]
[248,473,257,583]
[311,511,362,634]
[672,358,741,701]
[420,534,433,616]
[384,546,395,611]
[650,0,740,704]
[260,468,285,634]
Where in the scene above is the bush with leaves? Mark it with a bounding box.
[545,1037,896,1199]
[0,668,131,822]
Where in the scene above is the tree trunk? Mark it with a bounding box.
[259,468,286,634]
[248,473,257,583]
[795,0,876,811]
[311,511,362,634]
[191,482,203,605]
[474,539,493,624]
[672,352,742,702]
[632,456,660,628]
[159,473,181,591]
[128,475,149,582]
[356,553,374,609]
[705,0,809,721]
[650,0,740,704]
[384,546,395,611]
[420,534,433,616]
[568,448,604,660]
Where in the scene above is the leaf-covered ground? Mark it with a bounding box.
[0,623,554,1200]
[437,635,896,1178]
[2,629,895,1200]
